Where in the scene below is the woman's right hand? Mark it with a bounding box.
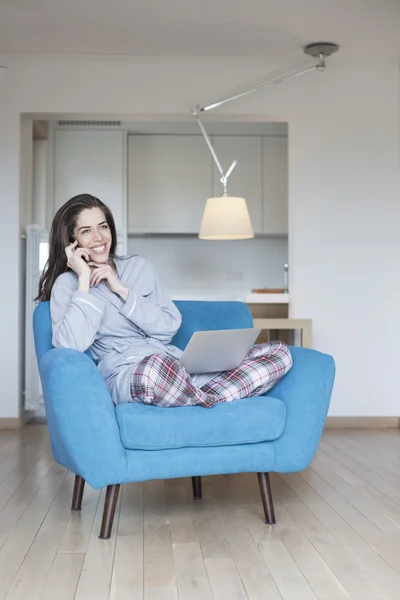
[65,241,91,279]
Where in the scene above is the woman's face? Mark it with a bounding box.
[73,207,112,264]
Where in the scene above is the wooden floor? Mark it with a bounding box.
[0,427,400,600]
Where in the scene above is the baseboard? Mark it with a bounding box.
[325,417,400,428]
[0,411,35,430]
[0,418,22,429]
[2,414,399,430]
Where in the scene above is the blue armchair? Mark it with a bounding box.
[33,300,335,539]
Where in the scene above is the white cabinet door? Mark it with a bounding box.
[211,136,263,234]
[128,135,212,233]
[262,136,288,235]
[54,130,126,242]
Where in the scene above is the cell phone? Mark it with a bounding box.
[74,239,91,262]
[69,235,81,248]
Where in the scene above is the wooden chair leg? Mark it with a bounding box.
[257,472,276,524]
[71,475,85,511]
[99,484,120,540]
[192,476,202,499]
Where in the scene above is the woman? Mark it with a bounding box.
[37,193,292,408]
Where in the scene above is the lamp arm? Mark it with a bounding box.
[198,63,318,112]
[197,56,325,112]
[194,43,339,113]
[225,160,237,180]
[192,58,321,191]
[193,111,237,193]
[193,112,224,176]
[191,43,338,196]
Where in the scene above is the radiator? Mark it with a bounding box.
[24,225,48,411]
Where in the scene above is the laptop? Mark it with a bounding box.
[180,328,261,375]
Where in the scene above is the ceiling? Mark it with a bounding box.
[0,0,399,57]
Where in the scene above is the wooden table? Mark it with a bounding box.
[253,318,313,349]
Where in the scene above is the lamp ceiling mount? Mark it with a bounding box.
[303,42,339,59]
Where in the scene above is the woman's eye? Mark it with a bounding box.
[101,224,109,230]
[81,229,91,235]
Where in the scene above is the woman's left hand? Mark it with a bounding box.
[88,262,129,301]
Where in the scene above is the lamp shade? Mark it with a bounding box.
[199,195,254,240]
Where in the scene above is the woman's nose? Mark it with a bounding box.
[92,229,104,242]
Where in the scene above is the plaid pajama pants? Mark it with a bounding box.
[129,341,292,408]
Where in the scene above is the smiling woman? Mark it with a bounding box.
[75,211,112,259]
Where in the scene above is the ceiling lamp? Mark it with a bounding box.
[194,42,339,241]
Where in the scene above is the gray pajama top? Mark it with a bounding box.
[50,255,187,404]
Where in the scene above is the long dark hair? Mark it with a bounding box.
[36,193,117,302]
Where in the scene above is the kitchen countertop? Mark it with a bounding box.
[245,293,289,304]
[169,291,289,304]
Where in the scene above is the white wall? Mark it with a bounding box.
[0,54,399,418]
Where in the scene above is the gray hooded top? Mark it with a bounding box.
[50,254,186,404]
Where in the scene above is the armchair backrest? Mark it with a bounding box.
[33,300,254,360]
[33,301,54,362]
[171,301,253,350]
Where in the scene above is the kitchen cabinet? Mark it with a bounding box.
[53,129,127,251]
[211,136,263,234]
[127,132,288,236]
[128,134,211,233]
[262,136,288,235]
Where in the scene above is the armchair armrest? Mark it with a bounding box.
[39,348,127,489]
[269,346,335,472]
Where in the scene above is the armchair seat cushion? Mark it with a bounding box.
[116,395,286,451]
